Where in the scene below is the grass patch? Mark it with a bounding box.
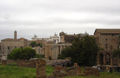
[0,64,53,78]
[0,64,120,78]
[65,72,120,78]
[46,65,54,75]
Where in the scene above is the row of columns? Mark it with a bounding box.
[97,52,113,66]
[44,44,68,60]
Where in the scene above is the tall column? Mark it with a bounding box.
[110,54,113,66]
[60,46,62,54]
[110,58,113,66]
[103,54,106,65]
[97,53,100,65]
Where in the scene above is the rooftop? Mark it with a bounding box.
[94,29,120,34]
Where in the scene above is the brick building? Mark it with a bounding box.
[94,29,120,66]
[59,32,86,43]
[0,31,29,60]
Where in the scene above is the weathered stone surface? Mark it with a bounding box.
[74,63,78,68]
[47,75,55,78]
[66,63,81,76]
[48,63,99,78]
[36,59,46,78]
[1,60,7,65]
[52,65,67,78]
[16,60,36,68]
[54,65,64,71]
[84,67,99,76]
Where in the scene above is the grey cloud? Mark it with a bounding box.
[0,0,120,40]
[31,0,120,14]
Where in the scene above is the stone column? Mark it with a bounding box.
[97,53,100,65]
[73,63,81,76]
[110,54,113,66]
[103,54,106,65]
[36,59,46,78]
[1,60,7,65]
[60,46,62,54]
[1,55,7,65]
[110,58,113,66]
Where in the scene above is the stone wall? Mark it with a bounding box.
[1,39,28,60]
[84,67,99,76]
[16,60,36,68]
[94,29,120,65]
[47,63,99,78]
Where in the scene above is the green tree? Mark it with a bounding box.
[8,48,22,60]
[37,43,43,47]
[30,41,37,47]
[36,54,45,58]
[8,47,36,60]
[59,35,99,66]
[30,41,43,47]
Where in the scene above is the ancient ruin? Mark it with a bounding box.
[36,59,46,78]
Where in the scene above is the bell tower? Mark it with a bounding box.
[14,30,17,40]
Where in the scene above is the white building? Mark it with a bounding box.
[32,34,59,44]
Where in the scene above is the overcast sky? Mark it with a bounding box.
[0,0,120,40]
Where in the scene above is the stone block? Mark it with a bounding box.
[1,60,7,65]
[84,67,99,76]
[36,59,46,78]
